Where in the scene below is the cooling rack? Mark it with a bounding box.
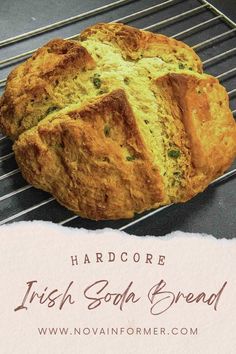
[0,0,235,236]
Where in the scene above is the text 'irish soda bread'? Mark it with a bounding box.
[1,23,236,220]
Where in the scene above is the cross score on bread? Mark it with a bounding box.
[0,23,235,220]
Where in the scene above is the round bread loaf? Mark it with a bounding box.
[0,23,235,220]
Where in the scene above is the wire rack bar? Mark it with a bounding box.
[0,152,15,162]
[1,167,235,226]
[172,15,222,38]
[0,168,20,181]
[1,47,235,90]
[0,49,36,67]
[0,0,176,68]
[0,78,6,87]
[192,28,236,49]
[1,83,235,203]
[228,88,236,95]
[216,67,236,79]
[1,82,235,221]
[202,47,236,65]
[0,0,136,48]
[0,0,235,228]
[0,197,55,225]
[59,215,80,226]
[0,5,234,89]
[59,168,236,228]
[119,205,172,231]
[0,185,32,202]
[200,0,236,28]
[0,152,14,162]
[142,4,208,31]
[112,0,177,24]
[119,168,236,231]
[0,3,208,87]
[0,65,235,163]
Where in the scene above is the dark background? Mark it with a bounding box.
[0,0,235,237]
[210,0,236,22]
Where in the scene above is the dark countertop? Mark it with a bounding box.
[210,0,236,22]
[0,0,235,238]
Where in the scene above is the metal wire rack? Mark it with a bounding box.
[0,0,235,232]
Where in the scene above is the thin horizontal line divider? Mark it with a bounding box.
[0,0,136,48]
[171,15,222,38]
[0,197,55,225]
[193,28,236,49]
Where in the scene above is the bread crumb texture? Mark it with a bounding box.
[1,23,236,219]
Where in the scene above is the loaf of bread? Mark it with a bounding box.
[0,23,235,220]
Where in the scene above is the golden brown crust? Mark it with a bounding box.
[0,38,95,140]
[1,22,235,220]
[153,72,236,200]
[14,89,165,220]
[0,23,203,141]
[80,22,202,72]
